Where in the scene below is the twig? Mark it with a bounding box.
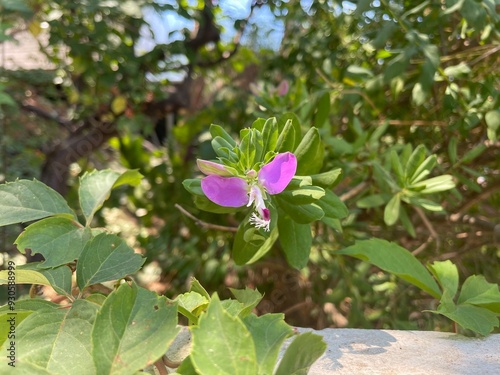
[154,358,169,375]
[450,181,500,222]
[175,204,238,232]
[414,206,440,250]
[339,181,368,202]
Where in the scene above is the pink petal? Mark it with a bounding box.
[258,152,297,195]
[201,175,249,207]
[197,159,234,176]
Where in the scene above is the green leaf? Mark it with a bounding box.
[274,332,326,375]
[391,150,405,186]
[404,145,426,183]
[357,194,390,208]
[0,269,53,289]
[76,233,145,290]
[278,113,302,151]
[448,137,458,164]
[0,179,76,227]
[261,117,279,154]
[209,124,237,147]
[436,303,499,336]
[459,143,487,164]
[409,155,437,184]
[384,194,401,226]
[399,205,416,237]
[92,283,179,375]
[17,263,73,297]
[406,197,443,212]
[79,169,143,226]
[427,260,459,297]
[211,136,237,160]
[278,215,312,269]
[280,186,326,205]
[337,239,442,299]
[190,294,257,375]
[485,110,500,141]
[276,197,324,224]
[175,291,209,324]
[183,179,204,196]
[294,127,324,175]
[15,217,91,268]
[242,314,293,374]
[410,175,455,194]
[0,299,58,314]
[233,224,279,265]
[190,277,211,300]
[457,275,500,313]
[0,310,33,347]
[7,299,99,374]
[229,288,263,317]
[276,119,296,153]
[313,92,330,128]
[309,168,342,188]
[316,190,348,219]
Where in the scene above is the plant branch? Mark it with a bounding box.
[175,204,238,232]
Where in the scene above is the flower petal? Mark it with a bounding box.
[201,175,249,207]
[197,159,234,177]
[258,152,297,194]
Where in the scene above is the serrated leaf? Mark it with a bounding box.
[6,299,99,374]
[92,283,179,375]
[229,288,263,317]
[242,314,293,374]
[436,303,499,336]
[0,179,76,227]
[190,294,257,375]
[278,215,312,269]
[337,239,441,299]
[76,233,145,290]
[457,275,500,313]
[427,260,459,297]
[15,217,91,268]
[274,332,326,375]
[79,169,143,226]
[175,291,209,324]
[190,277,211,300]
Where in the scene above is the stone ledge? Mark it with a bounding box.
[294,328,500,374]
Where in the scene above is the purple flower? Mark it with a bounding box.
[199,152,297,231]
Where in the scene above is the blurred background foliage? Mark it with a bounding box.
[0,0,499,332]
